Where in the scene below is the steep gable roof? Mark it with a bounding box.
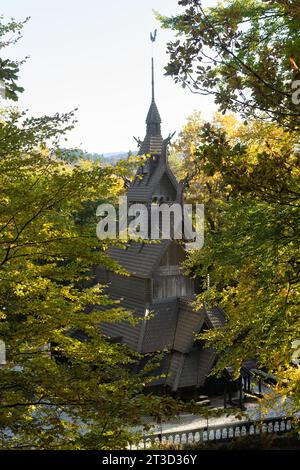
[109,240,171,278]
[127,156,179,203]
[205,307,226,329]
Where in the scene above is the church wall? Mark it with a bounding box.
[153,274,194,299]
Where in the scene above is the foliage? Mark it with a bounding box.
[0,18,184,449]
[158,0,300,130]
[163,0,300,419]
[0,16,28,100]
[174,111,300,416]
[169,111,229,232]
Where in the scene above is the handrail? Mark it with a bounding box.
[139,415,294,448]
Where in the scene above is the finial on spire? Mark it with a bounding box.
[150,30,157,103]
[143,29,161,137]
[151,57,155,103]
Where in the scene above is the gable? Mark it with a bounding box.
[152,172,177,202]
[127,157,179,203]
[159,242,186,267]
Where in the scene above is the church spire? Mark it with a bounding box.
[150,29,157,103]
[151,57,155,102]
[145,30,161,136]
[136,31,163,157]
[128,30,179,203]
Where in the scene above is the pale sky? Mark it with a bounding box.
[1,0,218,154]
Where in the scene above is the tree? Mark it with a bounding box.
[169,111,230,231]
[158,0,300,130]
[174,111,300,416]
[0,16,28,100]
[0,18,183,449]
[161,0,300,419]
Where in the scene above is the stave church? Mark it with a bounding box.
[95,49,225,396]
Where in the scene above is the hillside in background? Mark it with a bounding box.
[60,149,138,165]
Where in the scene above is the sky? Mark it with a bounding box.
[1,0,218,154]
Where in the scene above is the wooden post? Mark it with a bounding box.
[228,381,232,404]
[157,417,162,443]
[239,377,243,409]
[224,384,227,409]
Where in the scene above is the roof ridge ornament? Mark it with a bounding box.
[164,131,176,146]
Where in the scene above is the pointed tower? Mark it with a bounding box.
[127,53,179,205]
[139,57,163,156]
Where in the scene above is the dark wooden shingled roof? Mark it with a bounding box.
[109,240,171,278]
[146,100,161,124]
[100,296,145,350]
[99,288,224,390]
[174,299,206,353]
[205,307,226,329]
[141,299,179,353]
[143,303,225,390]
[179,348,216,389]
[137,300,223,357]
[136,299,219,390]
[146,348,217,390]
[127,154,180,203]
[139,134,163,156]
[134,297,205,355]
[156,348,216,391]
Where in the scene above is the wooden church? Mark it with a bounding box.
[96,55,225,395]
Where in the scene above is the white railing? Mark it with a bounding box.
[135,416,294,449]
